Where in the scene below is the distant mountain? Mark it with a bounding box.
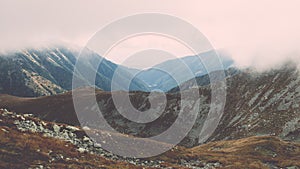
[0,46,234,96]
[132,50,234,91]
[0,46,149,97]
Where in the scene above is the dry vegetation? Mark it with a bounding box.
[0,109,187,169]
[0,108,299,168]
[157,136,300,169]
[0,113,139,169]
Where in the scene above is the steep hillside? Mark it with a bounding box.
[213,65,300,141]
[0,46,148,97]
[172,63,300,143]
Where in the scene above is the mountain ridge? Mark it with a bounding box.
[1,63,299,148]
[0,45,234,96]
[0,46,149,97]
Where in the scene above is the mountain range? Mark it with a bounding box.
[0,46,233,96]
[1,61,299,146]
[0,45,299,168]
[131,50,233,91]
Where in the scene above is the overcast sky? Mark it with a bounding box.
[1,0,300,69]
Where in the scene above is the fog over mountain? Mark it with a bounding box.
[1,1,300,70]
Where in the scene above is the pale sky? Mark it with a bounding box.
[1,0,300,69]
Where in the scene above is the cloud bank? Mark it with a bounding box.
[1,0,300,70]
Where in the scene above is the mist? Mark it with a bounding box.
[1,0,300,70]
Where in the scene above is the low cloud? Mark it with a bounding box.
[1,0,300,70]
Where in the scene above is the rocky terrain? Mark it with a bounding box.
[172,62,300,144]
[1,108,299,169]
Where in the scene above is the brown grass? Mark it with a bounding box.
[0,109,299,168]
[156,136,300,168]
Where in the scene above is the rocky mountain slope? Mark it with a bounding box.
[171,63,300,143]
[1,63,299,149]
[1,109,299,169]
[0,46,148,97]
